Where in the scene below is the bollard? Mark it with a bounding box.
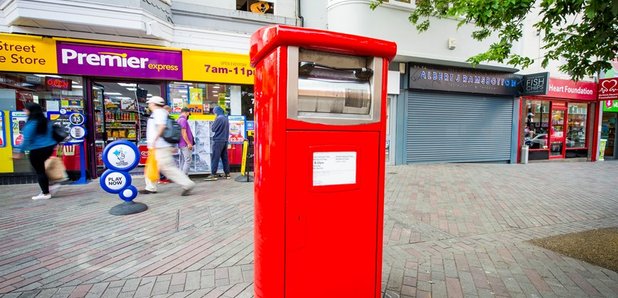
[235,138,254,182]
[521,145,529,164]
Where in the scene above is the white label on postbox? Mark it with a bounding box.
[312,151,356,186]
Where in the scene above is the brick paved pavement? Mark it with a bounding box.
[0,161,617,297]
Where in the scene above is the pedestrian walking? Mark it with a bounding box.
[205,106,230,181]
[12,103,59,200]
[140,96,195,195]
[177,107,194,174]
[158,105,173,184]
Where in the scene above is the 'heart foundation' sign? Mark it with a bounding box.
[599,78,618,100]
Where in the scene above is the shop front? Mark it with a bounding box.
[599,77,618,160]
[0,33,254,183]
[519,78,598,161]
[403,63,519,164]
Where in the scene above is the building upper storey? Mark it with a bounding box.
[0,0,299,53]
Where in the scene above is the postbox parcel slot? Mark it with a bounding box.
[288,48,383,124]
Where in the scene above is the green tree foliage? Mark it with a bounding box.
[370,0,618,80]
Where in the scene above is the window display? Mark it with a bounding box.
[92,81,162,173]
[0,72,84,174]
[567,103,587,148]
[550,108,565,156]
[168,82,231,116]
[523,100,549,149]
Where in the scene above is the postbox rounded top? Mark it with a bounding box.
[250,25,397,67]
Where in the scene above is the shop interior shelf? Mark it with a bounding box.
[105,119,138,123]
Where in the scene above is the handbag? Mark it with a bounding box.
[45,156,68,182]
[52,124,68,143]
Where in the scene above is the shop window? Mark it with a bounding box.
[168,82,232,116]
[241,85,254,121]
[567,103,587,148]
[0,72,84,173]
[523,100,550,150]
[237,0,274,14]
[0,73,83,112]
[92,81,162,145]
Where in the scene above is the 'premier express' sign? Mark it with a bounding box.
[56,42,183,80]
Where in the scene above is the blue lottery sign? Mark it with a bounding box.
[69,112,85,126]
[99,140,140,202]
[102,140,140,172]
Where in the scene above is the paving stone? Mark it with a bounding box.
[120,278,140,293]
[184,272,201,291]
[33,289,57,298]
[0,163,617,297]
[50,286,75,298]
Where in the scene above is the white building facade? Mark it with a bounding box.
[0,0,301,181]
[302,0,600,164]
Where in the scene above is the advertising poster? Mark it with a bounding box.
[189,88,203,105]
[171,98,184,113]
[186,104,204,115]
[10,111,28,147]
[228,116,246,144]
[173,120,223,174]
[0,111,5,148]
[189,121,212,173]
[61,98,83,110]
[169,84,188,113]
[121,98,136,110]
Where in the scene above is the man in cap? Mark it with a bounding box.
[177,107,194,174]
[140,96,195,195]
[204,106,230,181]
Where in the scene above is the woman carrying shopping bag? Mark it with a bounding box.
[12,103,60,200]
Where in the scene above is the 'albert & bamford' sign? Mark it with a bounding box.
[408,63,520,96]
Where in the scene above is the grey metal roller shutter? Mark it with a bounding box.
[406,92,513,163]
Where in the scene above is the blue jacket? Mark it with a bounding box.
[211,107,229,142]
[19,119,56,153]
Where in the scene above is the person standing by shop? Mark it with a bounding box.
[177,107,194,174]
[12,103,58,200]
[205,106,230,181]
[140,96,195,195]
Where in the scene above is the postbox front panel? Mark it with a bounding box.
[285,130,380,297]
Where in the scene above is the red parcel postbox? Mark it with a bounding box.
[250,25,397,297]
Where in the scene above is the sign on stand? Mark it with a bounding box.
[99,140,147,215]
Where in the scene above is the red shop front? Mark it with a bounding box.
[519,78,598,161]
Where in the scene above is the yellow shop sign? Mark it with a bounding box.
[182,50,254,85]
[0,34,57,73]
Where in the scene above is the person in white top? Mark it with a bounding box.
[140,96,196,196]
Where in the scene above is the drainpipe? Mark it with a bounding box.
[297,0,304,27]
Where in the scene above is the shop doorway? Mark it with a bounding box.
[549,103,566,159]
[88,80,163,176]
[601,112,617,159]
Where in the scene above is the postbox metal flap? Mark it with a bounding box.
[298,63,372,115]
[288,48,382,124]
